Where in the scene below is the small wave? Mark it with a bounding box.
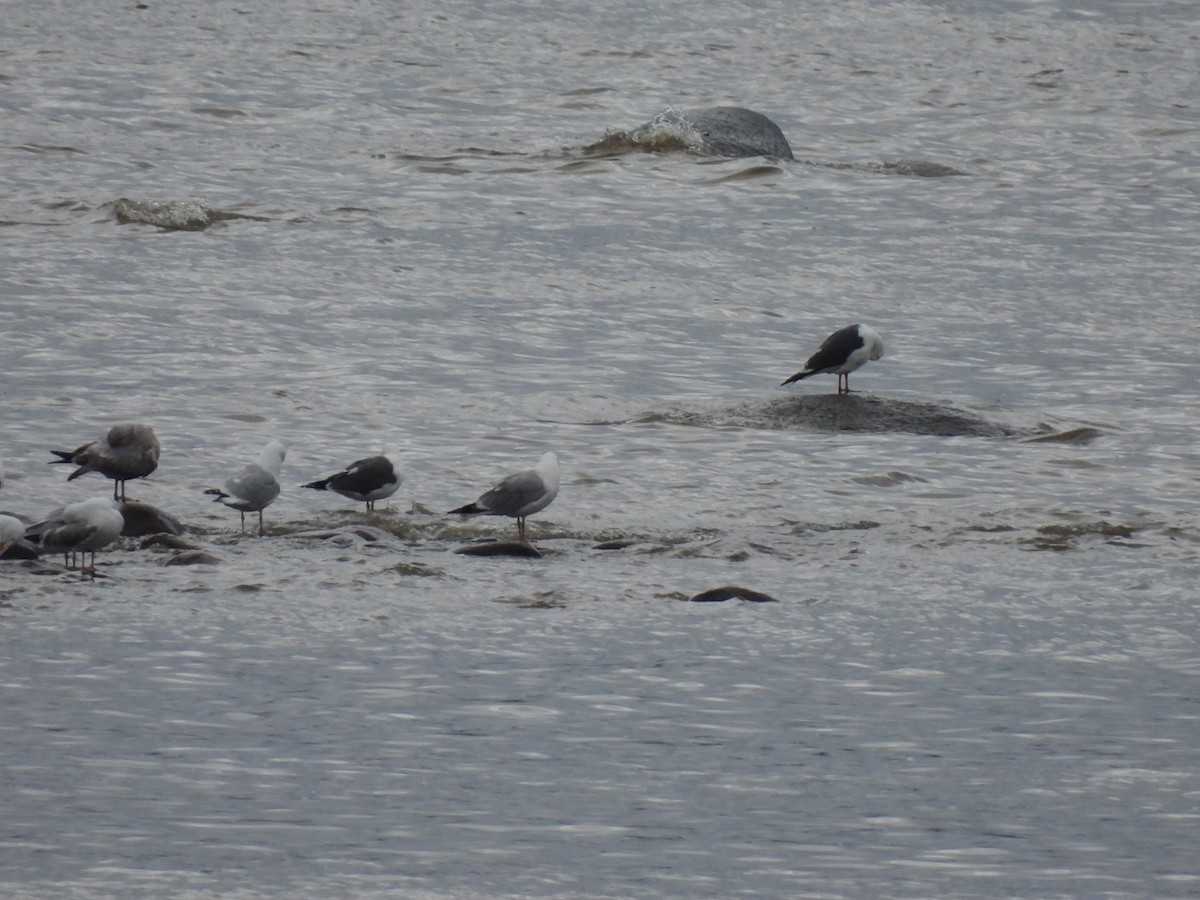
[804,158,970,178]
[17,143,85,154]
[851,471,930,487]
[583,109,701,157]
[1021,520,1138,551]
[877,159,969,178]
[555,159,614,174]
[1022,426,1104,445]
[705,164,786,184]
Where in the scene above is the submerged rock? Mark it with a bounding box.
[636,394,1027,438]
[161,550,220,566]
[689,585,779,603]
[1022,520,1136,551]
[1023,426,1104,445]
[0,540,39,561]
[139,533,198,550]
[875,159,969,178]
[455,541,543,559]
[583,108,969,176]
[586,106,795,160]
[593,538,642,550]
[111,198,268,231]
[291,525,394,545]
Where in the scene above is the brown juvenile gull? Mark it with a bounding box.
[302,447,403,512]
[449,451,560,543]
[781,324,885,395]
[49,423,160,500]
[204,440,286,535]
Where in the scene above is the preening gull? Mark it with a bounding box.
[0,453,26,559]
[0,514,25,555]
[49,423,161,500]
[449,451,560,543]
[782,324,885,394]
[303,448,403,511]
[30,496,124,575]
[205,440,286,535]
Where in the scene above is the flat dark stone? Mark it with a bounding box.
[593,539,640,550]
[689,585,779,603]
[139,533,199,550]
[0,541,40,561]
[162,550,220,566]
[455,541,543,559]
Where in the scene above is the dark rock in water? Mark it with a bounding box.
[456,541,543,559]
[773,395,1022,436]
[677,107,794,160]
[1023,426,1104,445]
[119,501,184,537]
[162,550,220,566]
[594,539,640,550]
[1,541,40,561]
[139,533,200,551]
[583,109,971,177]
[586,106,794,160]
[638,394,1026,438]
[689,585,779,603]
[292,526,393,544]
[882,159,969,178]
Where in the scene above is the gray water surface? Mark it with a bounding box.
[2,0,1199,896]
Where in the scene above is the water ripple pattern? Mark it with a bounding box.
[2,0,1199,897]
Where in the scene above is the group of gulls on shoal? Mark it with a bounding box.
[1,324,883,577]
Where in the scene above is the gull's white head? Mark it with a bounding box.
[536,452,560,491]
[860,325,885,361]
[257,440,287,475]
[381,446,404,471]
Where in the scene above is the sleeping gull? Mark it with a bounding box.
[204,440,286,535]
[0,452,25,559]
[303,448,403,512]
[30,496,124,576]
[449,451,560,543]
[781,324,885,394]
[49,423,161,500]
[0,514,25,556]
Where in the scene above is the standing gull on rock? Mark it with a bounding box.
[49,423,160,500]
[782,324,885,394]
[205,440,286,535]
[303,448,403,512]
[449,451,560,543]
[30,496,124,575]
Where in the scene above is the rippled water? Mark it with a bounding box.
[3,0,1200,896]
